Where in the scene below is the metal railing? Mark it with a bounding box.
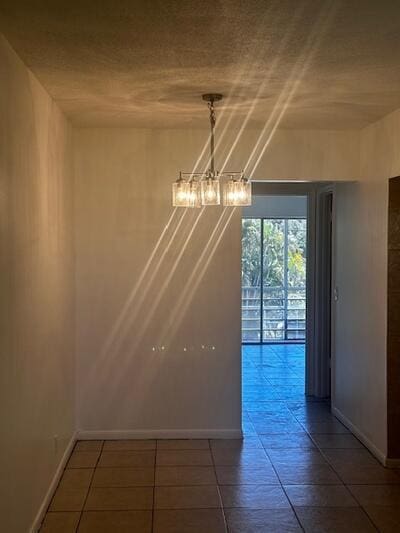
[242,286,306,343]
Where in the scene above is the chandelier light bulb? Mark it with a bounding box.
[188,179,201,208]
[172,176,190,207]
[200,176,220,206]
[172,175,201,207]
[223,175,252,206]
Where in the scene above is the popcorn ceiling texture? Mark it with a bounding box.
[1,0,400,128]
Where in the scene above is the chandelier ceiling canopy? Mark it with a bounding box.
[172,94,252,208]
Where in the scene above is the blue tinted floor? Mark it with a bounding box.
[242,343,307,436]
[240,343,400,532]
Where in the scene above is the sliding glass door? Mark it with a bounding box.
[242,218,307,343]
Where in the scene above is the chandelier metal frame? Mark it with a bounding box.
[172,94,252,208]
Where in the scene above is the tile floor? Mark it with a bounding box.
[40,344,400,532]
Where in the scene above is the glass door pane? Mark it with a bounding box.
[241,219,261,342]
[287,219,307,340]
[262,219,285,341]
[241,217,307,343]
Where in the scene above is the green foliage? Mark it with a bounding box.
[241,219,261,286]
[242,218,306,288]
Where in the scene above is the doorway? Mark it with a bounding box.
[241,194,308,409]
[241,185,335,417]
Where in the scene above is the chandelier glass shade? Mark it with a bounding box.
[200,173,220,205]
[172,94,252,208]
[224,175,252,206]
[172,174,201,208]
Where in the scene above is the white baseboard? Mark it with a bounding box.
[77,428,243,440]
[331,406,386,466]
[385,457,400,468]
[30,432,77,533]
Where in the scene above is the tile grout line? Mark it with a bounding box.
[211,439,230,533]
[151,440,157,533]
[261,443,306,532]
[343,487,380,532]
[315,444,381,532]
[74,440,104,532]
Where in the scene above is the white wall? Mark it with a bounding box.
[0,35,75,532]
[74,129,243,436]
[243,195,307,218]
[74,127,359,437]
[333,108,400,460]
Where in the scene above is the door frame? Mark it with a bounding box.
[313,185,335,398]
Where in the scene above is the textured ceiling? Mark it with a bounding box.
[1,0,400,129]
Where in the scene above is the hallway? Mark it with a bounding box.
[241,344,400,531]
[40,345,400,532]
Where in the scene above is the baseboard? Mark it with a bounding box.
[30,432,77,533]
[77,428,243,440]
[331,406,386,466]
[385,457,400,467]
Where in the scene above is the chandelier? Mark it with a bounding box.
[172,94,252,207]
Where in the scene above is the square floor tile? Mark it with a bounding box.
[311,433,363,449]
[295,507,376,532]
[215,465,280,485]
[155,466,217,486]
[210,437,262,449]
[249,413,298,425]
[275,463,341,485]
[98,450,155,468]
[103,439,156,451]
[74,440,104,452]
[78,510,152,532]
[156,450,212,466]
[67,451,100,469]
[284,484,358,507]
[225,508,302,532]
[154,485,221,509]
[321,448,378,467]
[59,468,93,489]
[267,449,328,466]
[348,484,400,506]
[333,463,400,484]
[261,433,315,450]
[303,421,350,434]
[364,505,400,532]
[253,422,304,435]
[157,439,209,450]
[49,486,88,512]
[84,487,153,510]
[211,447,270,466]
[220,484,290,509]
[40,512,80,533]
[153,509,226,533]
[92,467,154,487]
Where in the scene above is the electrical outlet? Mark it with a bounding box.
[333,286,339,301]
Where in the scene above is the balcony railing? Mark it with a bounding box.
[242,286,306,343]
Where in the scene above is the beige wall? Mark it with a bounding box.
[333,108,400,460]
[0,36,75,532]
[74,127,359,437]
[74,129,243,436]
